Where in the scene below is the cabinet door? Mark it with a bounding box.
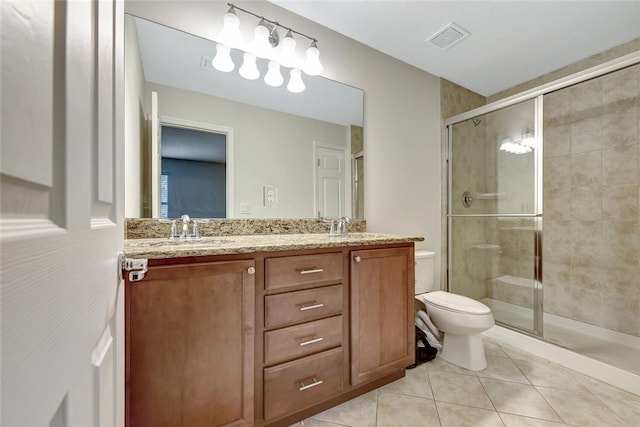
[127,260,255,427]
[350,247,414,385]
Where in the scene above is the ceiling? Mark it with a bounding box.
[270,1,640,96]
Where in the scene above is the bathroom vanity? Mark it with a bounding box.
[124,232,422,427]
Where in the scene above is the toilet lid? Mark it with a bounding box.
[419,291,491,315]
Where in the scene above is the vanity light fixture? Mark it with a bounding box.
[498,128,537,154]
[238,52,260,80]
[220,5,242,48]
[213,2,323,93]
[287,68,305,93]
[499,136,532,155]
[264,61,284,87]
[212,43,234,72]
[521,128,536,149]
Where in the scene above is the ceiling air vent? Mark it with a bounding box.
[427,22,470,50]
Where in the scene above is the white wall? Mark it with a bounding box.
[146,82,349,218]
[125,0,443,283]
[124,16,146,217]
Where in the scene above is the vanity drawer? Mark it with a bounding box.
[264,347,343,421]
[265,284,343,328]
[264,315,343,365]
[265,252,343,290]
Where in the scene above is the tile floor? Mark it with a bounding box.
[291,338,640,427]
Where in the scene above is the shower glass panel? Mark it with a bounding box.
[448,98,542,336]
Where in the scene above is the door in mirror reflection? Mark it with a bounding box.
[160,125,226,218]
[315,143,346,218]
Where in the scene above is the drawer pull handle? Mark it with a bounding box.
[299,378,323,391]
[300,268,324,275]
[299,336,324,347]
[299,302,324,311]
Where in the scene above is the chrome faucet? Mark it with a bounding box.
[337,216,351,234]
[166,214,200,239]
[180,214,191,238]
[164,215,201,239]
[324,216,351,235]
[338,216,351,234]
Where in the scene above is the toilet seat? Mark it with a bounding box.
[418,291,490,315]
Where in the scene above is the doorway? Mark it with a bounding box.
[314,143,348,218]
[160,125,226,218]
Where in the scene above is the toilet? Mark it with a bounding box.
[414,251,494,371]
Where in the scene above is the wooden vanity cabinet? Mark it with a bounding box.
[257,245,415,426]
[259,251,348,424]
[350,247,415,385]
[126,259,255,427]
[125,243,415,427]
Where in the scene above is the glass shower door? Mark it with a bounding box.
[447,97,543,335]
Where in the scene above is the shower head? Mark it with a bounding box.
[472,119,482,127]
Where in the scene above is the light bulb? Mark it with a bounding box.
[220,7,242,48]
[239,52,260,80]
[303,41,323,76]
[252,20,273,58]
[264,61,284,87]
[280,30,297,68]
[212,44,234,72]
[287,68,305,93]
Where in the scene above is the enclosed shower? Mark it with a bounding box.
[445,59,640,376]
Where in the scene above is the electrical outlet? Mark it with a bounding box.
[263,185,277,207]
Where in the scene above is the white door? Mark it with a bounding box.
[1,1,124,427]
[315,143,347,218]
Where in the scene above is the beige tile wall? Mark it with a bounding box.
[440,79,487,290]
[542,64,640,336]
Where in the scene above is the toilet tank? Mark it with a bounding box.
[415,251,436,294]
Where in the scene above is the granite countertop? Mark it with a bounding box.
[124,233,424,259]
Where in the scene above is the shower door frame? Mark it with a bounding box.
[445,97,544,337]
[443,51,640,338]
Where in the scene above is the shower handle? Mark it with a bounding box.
[462,191,475,208]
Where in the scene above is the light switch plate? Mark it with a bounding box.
[263,185,277,207]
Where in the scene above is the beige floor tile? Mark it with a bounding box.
[312,390,378,427]
[498,413,568,426]
[536,386,627,427]
[429,370,494,410]
[436,401,505,427]
[597,395,640,427]
[476,356,530,384]
[376,393,439,427]
[511,358,587,391]
[480,378,562,422]
[568,370,640,402]
[291,420,349,427]
[381,364,433,399]
[499,344,548,363]
[424,355,476,376]
[484,339,509,358]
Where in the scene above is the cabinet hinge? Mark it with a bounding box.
[118,252,148,282]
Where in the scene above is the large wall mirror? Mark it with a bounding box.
[125,15,365,220]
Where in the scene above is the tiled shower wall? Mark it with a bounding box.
[440,79,487,290]
[543,64,640,337]
[448,118,491,300]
